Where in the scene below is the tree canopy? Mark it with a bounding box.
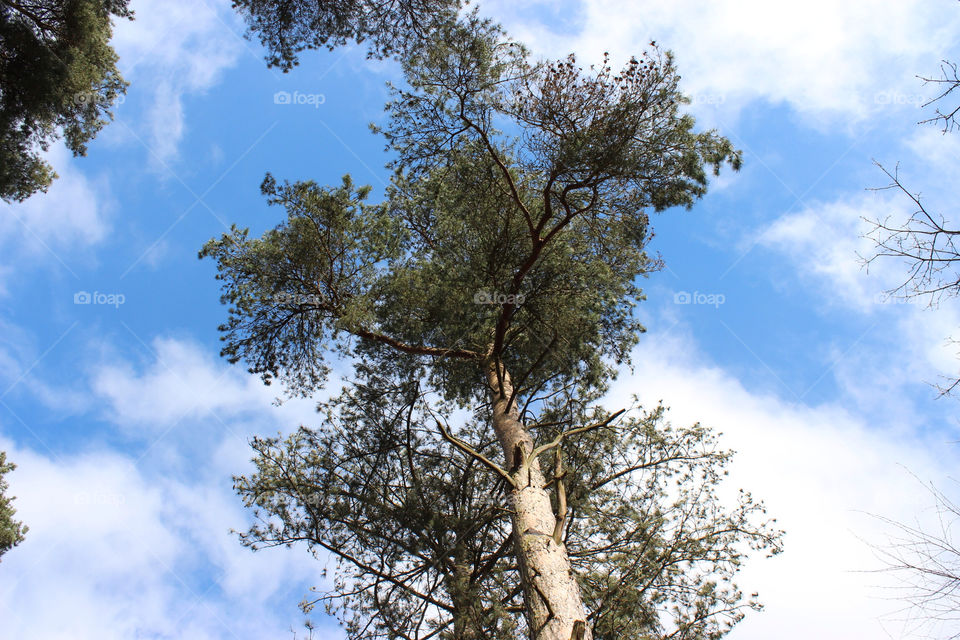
[204,16,739,404]
[231,0,462,71]
[0,0,131,202]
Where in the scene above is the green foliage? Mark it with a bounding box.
[237,368,520,639]
[231,0,461,71]
[0,450,27,561]
[203,15,739,404]
[556,405,779,639]
[200,174,407,393]
[0,0,131,202]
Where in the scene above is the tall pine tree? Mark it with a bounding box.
[204,14,780,639]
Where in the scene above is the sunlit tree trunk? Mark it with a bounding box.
[485,361,590,640]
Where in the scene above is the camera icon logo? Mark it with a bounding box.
[674,291,691,304]
[74,291,92,304]
[274,91,291,105]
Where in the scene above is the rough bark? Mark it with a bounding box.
[485,361,591,640]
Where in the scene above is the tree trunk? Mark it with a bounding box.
[485,361,591,640]
[446,560,486,640]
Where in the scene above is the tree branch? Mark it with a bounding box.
[434,417,516,488]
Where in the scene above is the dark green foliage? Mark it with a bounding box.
[0,450,27,561]
[231,0,461,71]
[0,0,131,202]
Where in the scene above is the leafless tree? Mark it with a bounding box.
[861,53,960,396]
[868,476,960,639]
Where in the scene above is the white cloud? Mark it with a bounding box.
[92,336,260,429]
[112,0,245,163]
[0,81,118,293]
[907,126,959,169]
[0,331,349,636]
[486,0,960,125]
[142,80,187,162]
[609,328,960,639]
[754,191,960,424]
[90,336,327,436]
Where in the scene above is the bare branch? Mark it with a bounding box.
[433,417,516,488]
[526,409,626,465]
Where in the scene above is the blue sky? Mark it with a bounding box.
[2,0,960,638]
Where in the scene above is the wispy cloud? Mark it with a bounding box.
[112,0,246,164]
[91,336,328,435]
